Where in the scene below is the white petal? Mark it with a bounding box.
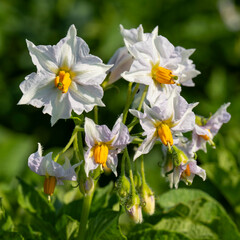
[60,157,81,181]
[107,155,118,176]
[133,133,157,160]
[68,82,104,116]
[172,100,198,133]
[108,47,133,84]
[111,114,132,149]
[53,25,77,69]
[120,24,144,49]
[173,166,182,189]
[18,72,55,107]
[84,117,101,147]
[206,103,231,136]
[121,59,152,85]
[154,36,175,60]
[72,62,111,85]
[130,107,156,134]
[26,40,58,73]
[84,149,98,177]
[44,91,72,126]
[189,160,206,181]
[129,38,158,62]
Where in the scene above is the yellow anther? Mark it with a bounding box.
[44,176,57,196]
[200,129,212,141]
[93,143,109,168]
[151,63,177,84]
[55,70,72,93]
[184,164,191,177]
[157,123,173,146]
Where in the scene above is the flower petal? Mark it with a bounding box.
[26,40,59,74]
[133,133,157,160]
[84,149,98,177]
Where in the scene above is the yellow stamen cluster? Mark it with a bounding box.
[44,176,57,196]
[55,70,72,93]
[151,63,177,85]
[93,143,109,168]
[157,123,173,146]
[200,129,211,141]
[184,164,191,177]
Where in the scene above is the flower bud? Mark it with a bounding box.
[172,145,188,166]
[141,183,155,215]
[116,176,131,199]
[126,193,143,224]
[79,177,94,195]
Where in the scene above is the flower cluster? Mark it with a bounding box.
[20,24,231,225]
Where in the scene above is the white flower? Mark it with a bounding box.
[28,143,81,195]
[190,103,231,153]
[120,24,158,54]
[121,34,200,105]
[172,148,206,189]
[18,25,112,125]
[107,47,133,85]
[107,25,158,84]
[162,145,206,189]
[130,90,197,160]
[84,114,132,176]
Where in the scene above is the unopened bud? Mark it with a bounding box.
[141,183,155,215]
[79,177,94,195]
[116,176,131,199]
[126,193,143,224]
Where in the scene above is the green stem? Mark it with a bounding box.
[137,85,148,111]
[94,106,98,124]
[121,153,126,177]
[79,190,94,240]
[77,130,85,161]
[54,125,82,162]
[122,83,140,124]
[140,156,146,185]
[124,148,135,194]
[128,85,148,133]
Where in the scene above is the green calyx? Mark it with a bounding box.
[172,145,188,167]
[116,175,131,199]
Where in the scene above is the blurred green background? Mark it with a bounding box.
[0,0,240,232]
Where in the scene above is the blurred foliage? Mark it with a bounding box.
[0,0,240,238]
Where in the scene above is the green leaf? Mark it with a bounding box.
[86,209,126,240]
[55,214,79,240]
[17,177,56,222]
[156,189,240,240]
[128,229,191,240]
[57,199,83,221]
[0,125,35,181]
[0,232,24,240]
[90,182,115,214]
[202,148,240,208]
[0,198,14,232]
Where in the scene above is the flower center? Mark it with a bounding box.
[55,70,72,93]
[151,63,177,84]
[93,143,109,168]
[200,129,212,141]
[184,164,191,177]
[44,176,57,196]
[157,123,173,146]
